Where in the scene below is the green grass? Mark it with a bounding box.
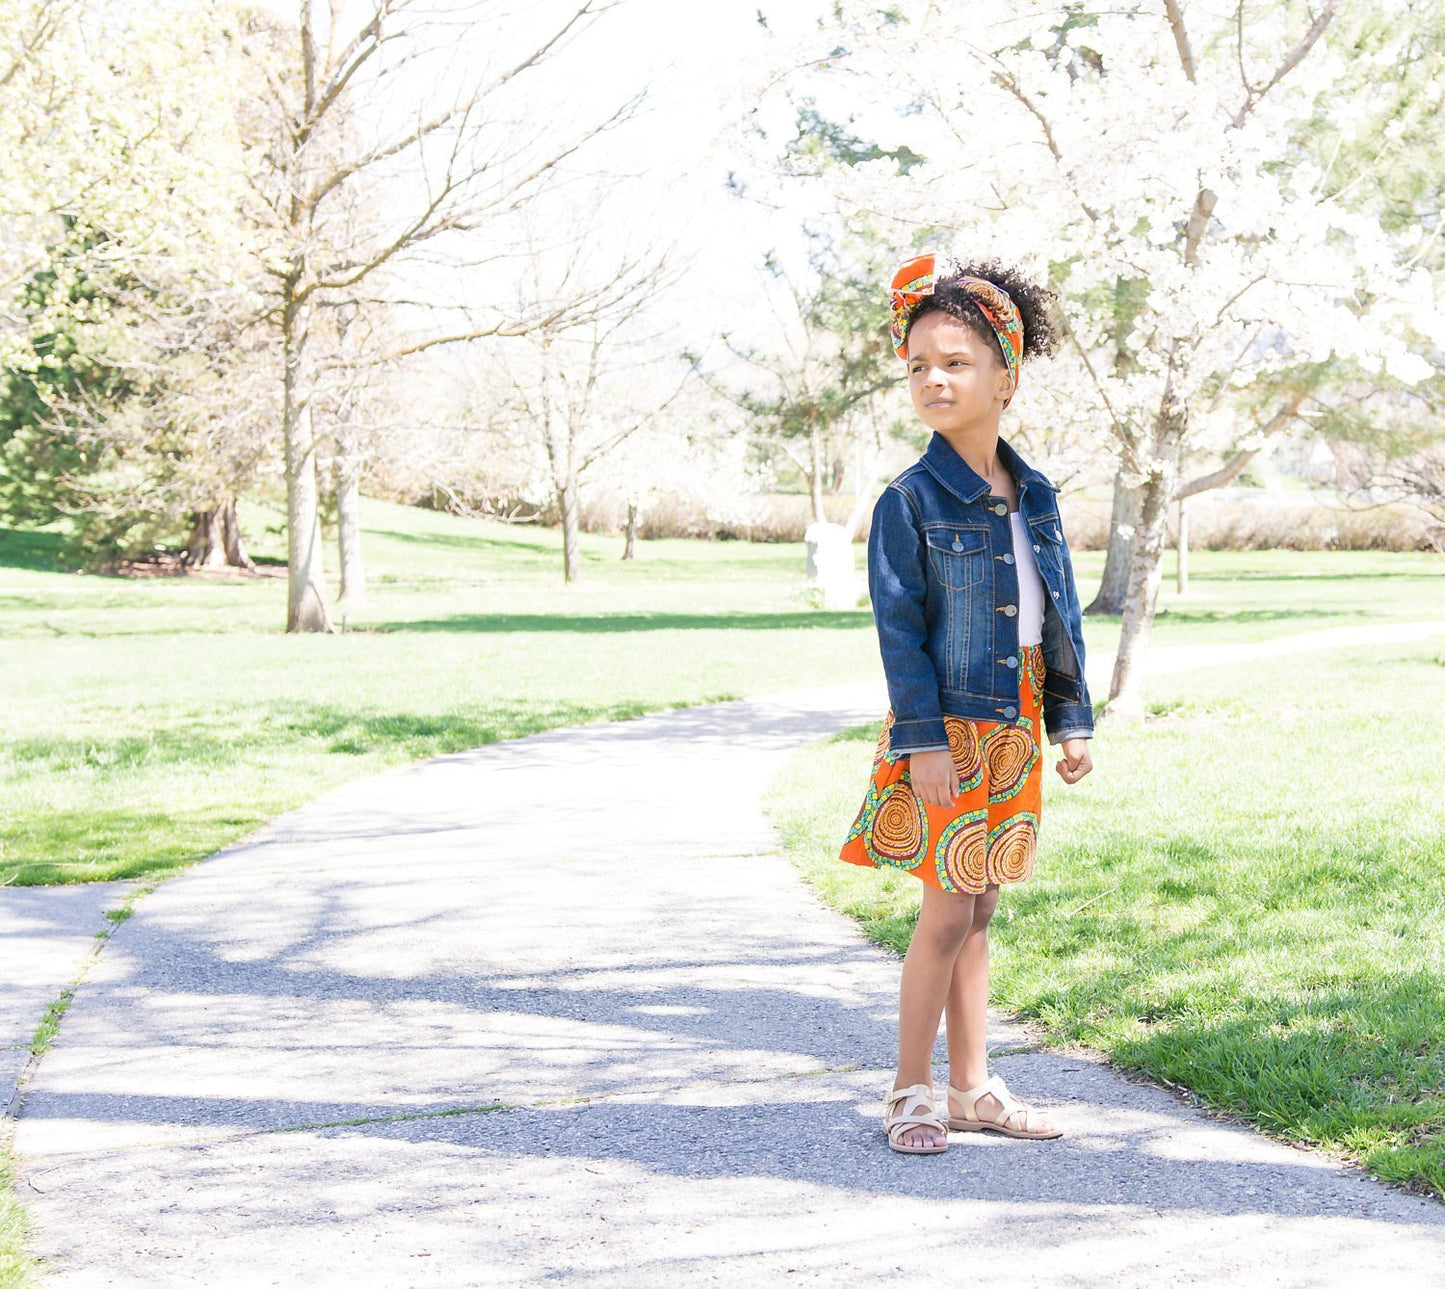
[0,499,887,885]
[2,501,1441,1270]
[3,499,1439,886]
[1118,548,1442,645]
[27,988,74,1059]
[0,1146,33,1289]
[764,635,1445,1198]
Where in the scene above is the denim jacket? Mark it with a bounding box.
[868,432,1095,754]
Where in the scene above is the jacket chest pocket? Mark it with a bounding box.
[924,529,985,591]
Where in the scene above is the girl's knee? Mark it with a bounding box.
[971,884,1001,932]
[917,887,976,947]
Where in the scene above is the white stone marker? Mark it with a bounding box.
[804,520,860,610]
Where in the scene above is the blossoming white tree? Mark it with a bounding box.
[779,0,1444,720]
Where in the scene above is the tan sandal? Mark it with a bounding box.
[883,1082,949,1154]
[947,1073,1062,1140]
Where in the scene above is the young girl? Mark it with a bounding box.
[839,253,1095,1154]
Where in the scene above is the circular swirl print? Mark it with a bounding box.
[943,716,984,791]
[934,810,989,893]
[846,782,880,844]
[1028,646,1046,699]
[983,724,1038,802]
[986,813,1037,884]
[873,713,904,768]
[864,780,926,869]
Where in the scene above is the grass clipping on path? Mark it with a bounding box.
[764,640,1445,1200]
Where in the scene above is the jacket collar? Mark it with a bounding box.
[920,431,1057,504]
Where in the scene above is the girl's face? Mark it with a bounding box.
[905,311,1014,433]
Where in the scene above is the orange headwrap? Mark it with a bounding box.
[890,253,1026,409]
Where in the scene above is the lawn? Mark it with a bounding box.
[2,498,1442,1279]
[0,1145,30,1289]
[2,496,1439,886]
[764,633,1445,1198]
[0,498,880,884]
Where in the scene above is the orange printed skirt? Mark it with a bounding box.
[839,644,1045,895]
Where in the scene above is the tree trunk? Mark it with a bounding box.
[220,498,253,569]
[560,476,582,582]
[809,424,826,523]
[843,432,882,541]
[186,508,228,569]
[1176,496,1189,594]
[622,497,639,561]
[1085,467,1142,614]
[187,498,254,570]
[282,288,334,633]
[1101,438,1181,723]
[336,421,366,608]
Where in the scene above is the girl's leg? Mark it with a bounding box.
[943,883,1055,1133]
[892,884,976,1150]
[942,884,1000,1092]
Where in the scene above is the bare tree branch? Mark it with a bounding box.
[1230,0,1338,128]
[1177,389,1311,498]
[1163,0,1197,83]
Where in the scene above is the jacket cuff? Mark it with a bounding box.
[888,716,949,754]
[1044,700,1095,745]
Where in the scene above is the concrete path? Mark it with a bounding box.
[0,881,141,1117]
[11,658,1445,1285]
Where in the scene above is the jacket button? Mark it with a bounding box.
[1052,590,1060,598]
[1003,705,1017,718]
[1032,543,1040,552]
[1005,656,1019,668]
[1002,553,1014,565]
[993,504,1007,516]
[952,539,963,552]
[1003,604,1017,616]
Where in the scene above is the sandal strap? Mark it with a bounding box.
[885,1082,936,1109]
[886,1112,945,1138]
[949,1074,1034,1131]
[884,1083,946,1137]
[947,1073,1005,1119]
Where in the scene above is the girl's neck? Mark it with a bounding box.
[936,423,1003,484]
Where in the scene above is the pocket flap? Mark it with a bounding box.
[1027,515,1064,544]
[923,528,985,554]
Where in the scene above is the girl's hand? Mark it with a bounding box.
[1056,738,1093,784]
[908,748,958,807]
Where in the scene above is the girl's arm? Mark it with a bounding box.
[868,485,950,757]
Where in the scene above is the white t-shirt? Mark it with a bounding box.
[1010,511,1045,647]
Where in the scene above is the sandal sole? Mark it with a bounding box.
[886,1138,949,1154]
[948,1118,1063,1140]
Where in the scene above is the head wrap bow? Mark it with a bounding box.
[889,253,1025,409]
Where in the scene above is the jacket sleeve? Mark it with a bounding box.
[1042,529,1096,745]
[868,485,949,754]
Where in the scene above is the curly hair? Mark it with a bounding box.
[907,256,1061,368]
